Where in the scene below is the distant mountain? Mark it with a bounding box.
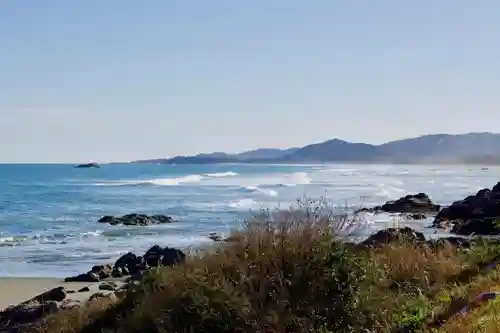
[135,133,500,165]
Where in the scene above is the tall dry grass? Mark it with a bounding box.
[34,199,500,333]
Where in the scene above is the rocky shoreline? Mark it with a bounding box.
[357,181,500,236]
[4,181,500,331]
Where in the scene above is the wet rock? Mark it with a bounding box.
[98,213,174,226]
[65,271,100,283]
[361,227,426,247]
[407,212,428,220]
[357,193,440,215]
[114,252,145,275]
[91,264,113,279]
[144,245,186,268]
[433,182,500,235]
[208,232,223,242]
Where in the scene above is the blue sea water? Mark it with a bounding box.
[0,163,499,278]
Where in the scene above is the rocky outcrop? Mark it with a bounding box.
[361,227,496,250]
[98,213,174,226]
[75,162,100,168]
[433,183,500,235]
[65,245,185,282]
[361,227,426,247]
[357,193,440,216]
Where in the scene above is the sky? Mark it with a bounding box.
[1,1,500,162]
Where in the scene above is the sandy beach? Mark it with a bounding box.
[0,278,91,311]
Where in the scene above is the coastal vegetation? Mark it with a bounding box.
[24,198,500,333]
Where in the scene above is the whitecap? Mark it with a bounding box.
[150,174,203,186]
[241,185,278,197]
[93,174,204,187]
[228,198,258,209]
[204,171,238,177]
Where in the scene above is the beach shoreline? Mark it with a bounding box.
[0,277,91,311]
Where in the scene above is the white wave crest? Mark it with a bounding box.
[241,185,278,197]
[204,171,238,178]
[276,172,312,187]
[93,174,204,187]
[150,174,203,186]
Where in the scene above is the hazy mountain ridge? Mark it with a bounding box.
[135,133,500,164]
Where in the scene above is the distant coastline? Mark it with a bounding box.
[133,132,500,166]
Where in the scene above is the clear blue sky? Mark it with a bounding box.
[1,1,499,162]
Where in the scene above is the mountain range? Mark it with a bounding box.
[135,133,500,165]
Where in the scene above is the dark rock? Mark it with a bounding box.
[112,266,123,278]
[75,162,100,168]
[65,272,100,283]
[451,218,500,235]
[357,193,440,215]
[78,286,90,292]
[361,227,426,247]
[0,288,66,330]
[208,232,227,242]
[31,286,67,303]
[114,252,145,275]
[98,215,119,225]
[98,213,174,226]
[408,213,427,220]
[1,301,59,324]
[91,264,113,279]
[144,245,186,268]
[433,182,500,235]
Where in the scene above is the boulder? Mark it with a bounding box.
[1,301,59,324]
[98,213,174,226]
[65,271,100,283]
[357,193,440,215]
[144,245,186,267]
[114,252,145,275]
[361,227,426,247]
[0,287,70,330]
[91,264,114,279]
[433,182,500,235]
[31,286,67,303]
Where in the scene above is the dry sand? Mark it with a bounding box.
[0,278,91,310]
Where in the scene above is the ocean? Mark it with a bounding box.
[0,163,498,278]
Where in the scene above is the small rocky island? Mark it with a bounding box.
[75,162,100,168]
[98,213,174,226]
[357,192,441,219]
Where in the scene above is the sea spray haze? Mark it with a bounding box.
[0,163,499,277]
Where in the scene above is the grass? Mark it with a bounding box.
[28,199,500,333]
